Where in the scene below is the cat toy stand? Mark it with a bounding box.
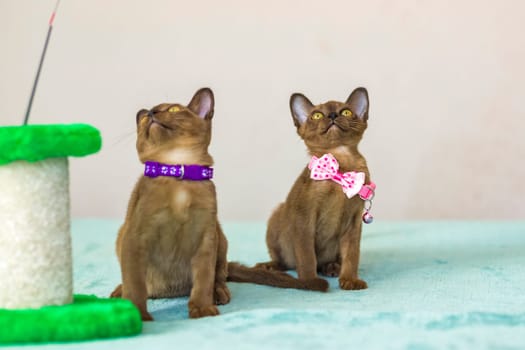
[0,124,142,344]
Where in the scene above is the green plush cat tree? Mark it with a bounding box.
[0,3,141,344]
[0,124,142,344]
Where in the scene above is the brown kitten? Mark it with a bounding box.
[257,87,372,290]
[111,88,329,321]
[110,88,231,320]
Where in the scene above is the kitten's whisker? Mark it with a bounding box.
[111,130,135,147]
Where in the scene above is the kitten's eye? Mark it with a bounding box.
[168,106,181,113]
[311,112,324,120]
[341,109,352,117]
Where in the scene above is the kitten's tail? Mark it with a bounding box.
[227,262,329,292]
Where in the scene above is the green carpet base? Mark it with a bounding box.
[0,295,142,344]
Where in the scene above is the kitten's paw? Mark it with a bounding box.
[140,310,154,321]
[302,277,330,292]
[214,283,231,305]
[188,302,220,318]
[254,261,285,271]
[320,262,341,277]
[339,278,368,290]
[110,284,122,298]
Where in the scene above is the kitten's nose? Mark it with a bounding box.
[328,112,338,120]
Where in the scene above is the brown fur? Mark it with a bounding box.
[111,88,329,321]
[110,88,229,320]
[227,263,328,291]
[256,88,371,291]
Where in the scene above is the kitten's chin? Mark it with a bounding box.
[149,121,172,133]
[154,148,213,166]
[323,123,344,135]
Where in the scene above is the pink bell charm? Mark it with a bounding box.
[362,211,374,224]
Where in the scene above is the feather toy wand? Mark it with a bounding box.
[23,0,61,125]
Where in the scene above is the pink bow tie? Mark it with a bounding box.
[308,153,374,199]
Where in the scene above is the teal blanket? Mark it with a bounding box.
[13,220,525,349]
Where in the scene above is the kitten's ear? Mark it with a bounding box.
[290,93,314,127]
[136,109,149,124]
[187,87,214,119]
[346,87,369,120]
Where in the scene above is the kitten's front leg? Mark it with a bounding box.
[120,230,153,321]
[292,225,325,283]
[189,230,219,318]
[338,214,367,290]
[214,227,231,305]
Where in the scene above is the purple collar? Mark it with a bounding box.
[144,161,213,181]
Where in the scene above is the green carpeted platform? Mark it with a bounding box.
[0,295,141,344]
[0,124,101,165]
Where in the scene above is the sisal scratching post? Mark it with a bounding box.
[0,124,101,309]
[0,124,142,344]
[0,124,98,310]
[0,157,72,308]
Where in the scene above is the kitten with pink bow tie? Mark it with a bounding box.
[256,88,376,290]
